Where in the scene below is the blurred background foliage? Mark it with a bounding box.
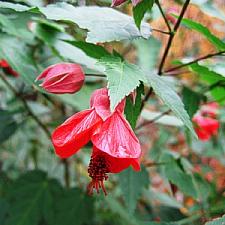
[0,0,225,224]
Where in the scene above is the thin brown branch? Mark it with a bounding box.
[136,109,170,130]
[155,0,172,32]
[0,73,51,139]
[158,0,190,75]
[152,28,171,35]
[85,73,106,78]
[164,51,225,73]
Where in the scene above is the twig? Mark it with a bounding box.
[152,28,171,35]
[155,0,172,32]
[0,73,51,139]
[136,109,170,130]
[164,51,225,73]
[158,0,190,75]
[141,0,190,111]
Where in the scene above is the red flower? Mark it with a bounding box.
[36,63,85,94]
[0,59,19,77]
[111,0,141,7]
[52,88,141,195]
[193,115,219,141]
[201,102,219,118]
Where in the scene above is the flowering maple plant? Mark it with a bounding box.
[0,59,19,77]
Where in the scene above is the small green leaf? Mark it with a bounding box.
[146,73,197,138]
[125,82,144,129]
[190,63,225,104]
[133,0,155,29]
[182,86,202,118]
[98,56,147,110]
[119,166,149,214]
[177,16,225,50]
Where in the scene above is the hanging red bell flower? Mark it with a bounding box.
[36,63,85,94]
[200,102,219,118]
[193,114,219,141]
[52,88,141,195]
[0,59,19,77]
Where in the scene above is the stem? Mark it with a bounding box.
[0,73,51,139]
[85,73,106,78]
[155,0,172,32]
[62,159,70,188]
[152,28,171,35]
[158,0,190,75]
[141,0,190,111]
[136,109,170,130]
[164,51,225,73]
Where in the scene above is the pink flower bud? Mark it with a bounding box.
[166,7,179,25]
[111,0,127,7]
[36,63,85,94]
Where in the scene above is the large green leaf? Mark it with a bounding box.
[146,73,197,137]
[0,34,38,85]
[133,0,155,29]
[190,63,225,104]
[5,170,63,225]
[39,3,152,43]
[0,2,30,11]
[205,215,225,225]
[119,166,149,214]
[98,56,147,110]
[160,153,198,199]
[178,17,225,51]
[51,188,94,225]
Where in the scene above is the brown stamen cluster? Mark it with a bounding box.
[87,154,110,196]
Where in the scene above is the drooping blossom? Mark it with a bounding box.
[193,114,219,141]
[52,88,141,195]
[36,63,85,94]
[0,59,19,77]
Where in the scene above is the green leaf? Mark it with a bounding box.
[0,34,38,85]
[178,17,225,51]
[190,63,225,104]
[5,170,63,225]
[39,3,152,43]
[125,83,144,129]
[160,153,198,199]
[98,56,147,110]
[0,199,9,225]
[51,188,94,225]
[0,13,34,44]
[65,41,110,59]
[119,166,149,214]
[133,0,154,29]
[182,86,202,118]
[205,215,225,225]
[0,2,30,12]
[146,73,197,138]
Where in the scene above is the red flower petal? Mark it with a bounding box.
[92,111,141,161]
[93,147,140,173]
[52,109,102,158]
[90,88,126,120]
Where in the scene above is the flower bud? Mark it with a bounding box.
[111,0,127,7]
[36,63,85,94]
